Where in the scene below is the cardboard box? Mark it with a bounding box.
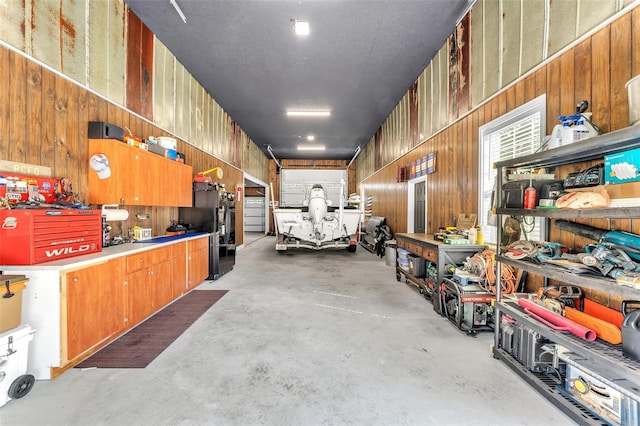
[0,276,27,333]
[605,147,640,184]
[605,181,640,199]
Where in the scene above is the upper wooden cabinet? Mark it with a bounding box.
[88,139,193,207]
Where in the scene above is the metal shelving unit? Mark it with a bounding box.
[492,126,640,425]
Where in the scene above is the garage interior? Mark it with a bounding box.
[1,0,640,425]
[0,237,573,425]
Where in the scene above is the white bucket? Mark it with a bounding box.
[625,75,640,125]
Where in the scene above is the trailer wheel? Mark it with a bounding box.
[347,244,357,253]
[396,271,401,281]
[8,374,35,399]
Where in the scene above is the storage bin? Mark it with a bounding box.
[408,255,426,277]
[0,276,27,333]
[397,248,410,259]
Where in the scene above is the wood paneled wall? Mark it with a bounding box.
[361,7,640,303]
[0,45,245,245]
[362,7,640,239]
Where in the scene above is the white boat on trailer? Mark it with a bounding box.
[273,181,362,252]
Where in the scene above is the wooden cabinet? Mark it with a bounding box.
[187,236,209,289]
[63,258,127,361]
[125,245,182,326]
[171,242,187,298]
[3,235,205,380]
[88,138,193,206]
[126,250,154,326]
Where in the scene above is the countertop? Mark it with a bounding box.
[0,232,210,272]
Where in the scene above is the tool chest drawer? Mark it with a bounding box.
[0,209,101,265]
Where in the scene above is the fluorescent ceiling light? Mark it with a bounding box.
[286,110,331,117]
[297,145,325,151]
[169,0,187,23]
[293,20,310,36]
[307,135,315,141]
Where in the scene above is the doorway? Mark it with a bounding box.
[243,172,269,248]
[414,181,425,233]
[407,175,426,233]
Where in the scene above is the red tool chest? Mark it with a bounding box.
[0,209,102,265]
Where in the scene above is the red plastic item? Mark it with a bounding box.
[517,298,596,341]
[524,185,537,209]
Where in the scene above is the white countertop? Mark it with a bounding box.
[1,233,211,272]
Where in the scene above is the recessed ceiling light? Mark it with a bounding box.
[298,145,325,151]
[286,110,331,117]
[307,135,315,141]
[292,20,310,36]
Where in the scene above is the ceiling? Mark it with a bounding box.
[125,0,472,161]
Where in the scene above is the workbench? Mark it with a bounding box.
[395,233,485,310]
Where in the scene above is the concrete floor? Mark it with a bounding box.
[1,235,575,426]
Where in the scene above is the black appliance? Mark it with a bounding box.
[178,182,236,280]
[501,179,564,208]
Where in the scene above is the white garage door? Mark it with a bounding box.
[280,169,347,207]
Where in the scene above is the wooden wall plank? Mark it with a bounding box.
[610,13,632,129]
[26,57,43,167]
[573,38,592,112]
[559,47,576,117]
[9,51,27,163]
[633,7,640,76]
[53,76,71,178]
[546,60,561,134]
[0,46,10,160]
[592,26,611,133]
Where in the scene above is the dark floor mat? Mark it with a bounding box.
[75,290,227,369]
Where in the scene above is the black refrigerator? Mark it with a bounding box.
[178,182,235,280]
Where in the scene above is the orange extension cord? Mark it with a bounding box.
[477,250,517,294]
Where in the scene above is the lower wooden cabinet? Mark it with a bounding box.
[57,239,204,373]
[63,258,127,361]
[171,242,188,298]
[187,236,209,289]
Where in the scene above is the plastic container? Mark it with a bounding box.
[549,124,563,149]
[385,240,396,267]
[0,324,35,407]
[622,309,640,362]
[560,121,573,146]
[626,74,640,125]
[572,118,590,142]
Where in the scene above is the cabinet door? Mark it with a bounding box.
[152,259,173,311]
[64,258,126,360]
[175,162,193,207]
[88,139,138,205]
[172,256,187,299]
[136,149,164,206]
[171,243,187,298]
[127,268,154,326]
[188,248,208,289]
